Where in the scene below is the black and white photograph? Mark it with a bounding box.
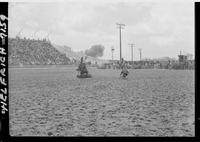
[2,0,196,137]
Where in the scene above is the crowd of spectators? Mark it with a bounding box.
[109,59,195,70]
[8,37,70,65]
[130,60,195,70]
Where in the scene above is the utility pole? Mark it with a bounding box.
[128,43,135,64]
[116,23,125,61]
[139,48,142,61]
[111,46,115,61]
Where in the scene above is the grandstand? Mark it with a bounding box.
[8,37,70,66]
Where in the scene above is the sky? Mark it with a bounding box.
[8,0,194,61]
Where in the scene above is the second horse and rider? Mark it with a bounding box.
[76,57,129,79]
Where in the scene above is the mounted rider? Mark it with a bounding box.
[77,57,88,76]
[120,58,129,78]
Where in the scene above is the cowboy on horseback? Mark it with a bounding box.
[120,58,129,78]
[76,57,92,78]
[77,57,88,75]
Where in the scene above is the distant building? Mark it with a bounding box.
[178,55,187,63]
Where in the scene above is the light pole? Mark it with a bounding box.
[139,48,142,61]
[129,43,135,64]
[111,46,115,61]
[116,23,125,61]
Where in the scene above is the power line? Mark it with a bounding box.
[116,23,125,61]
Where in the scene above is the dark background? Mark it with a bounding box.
[0,2,8,142]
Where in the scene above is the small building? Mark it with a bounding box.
[178,55,187,63]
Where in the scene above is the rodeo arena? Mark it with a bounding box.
[8,34,195,137]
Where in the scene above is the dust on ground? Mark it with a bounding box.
[9,67,194,136]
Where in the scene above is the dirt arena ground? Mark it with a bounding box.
[9,67,195,136]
